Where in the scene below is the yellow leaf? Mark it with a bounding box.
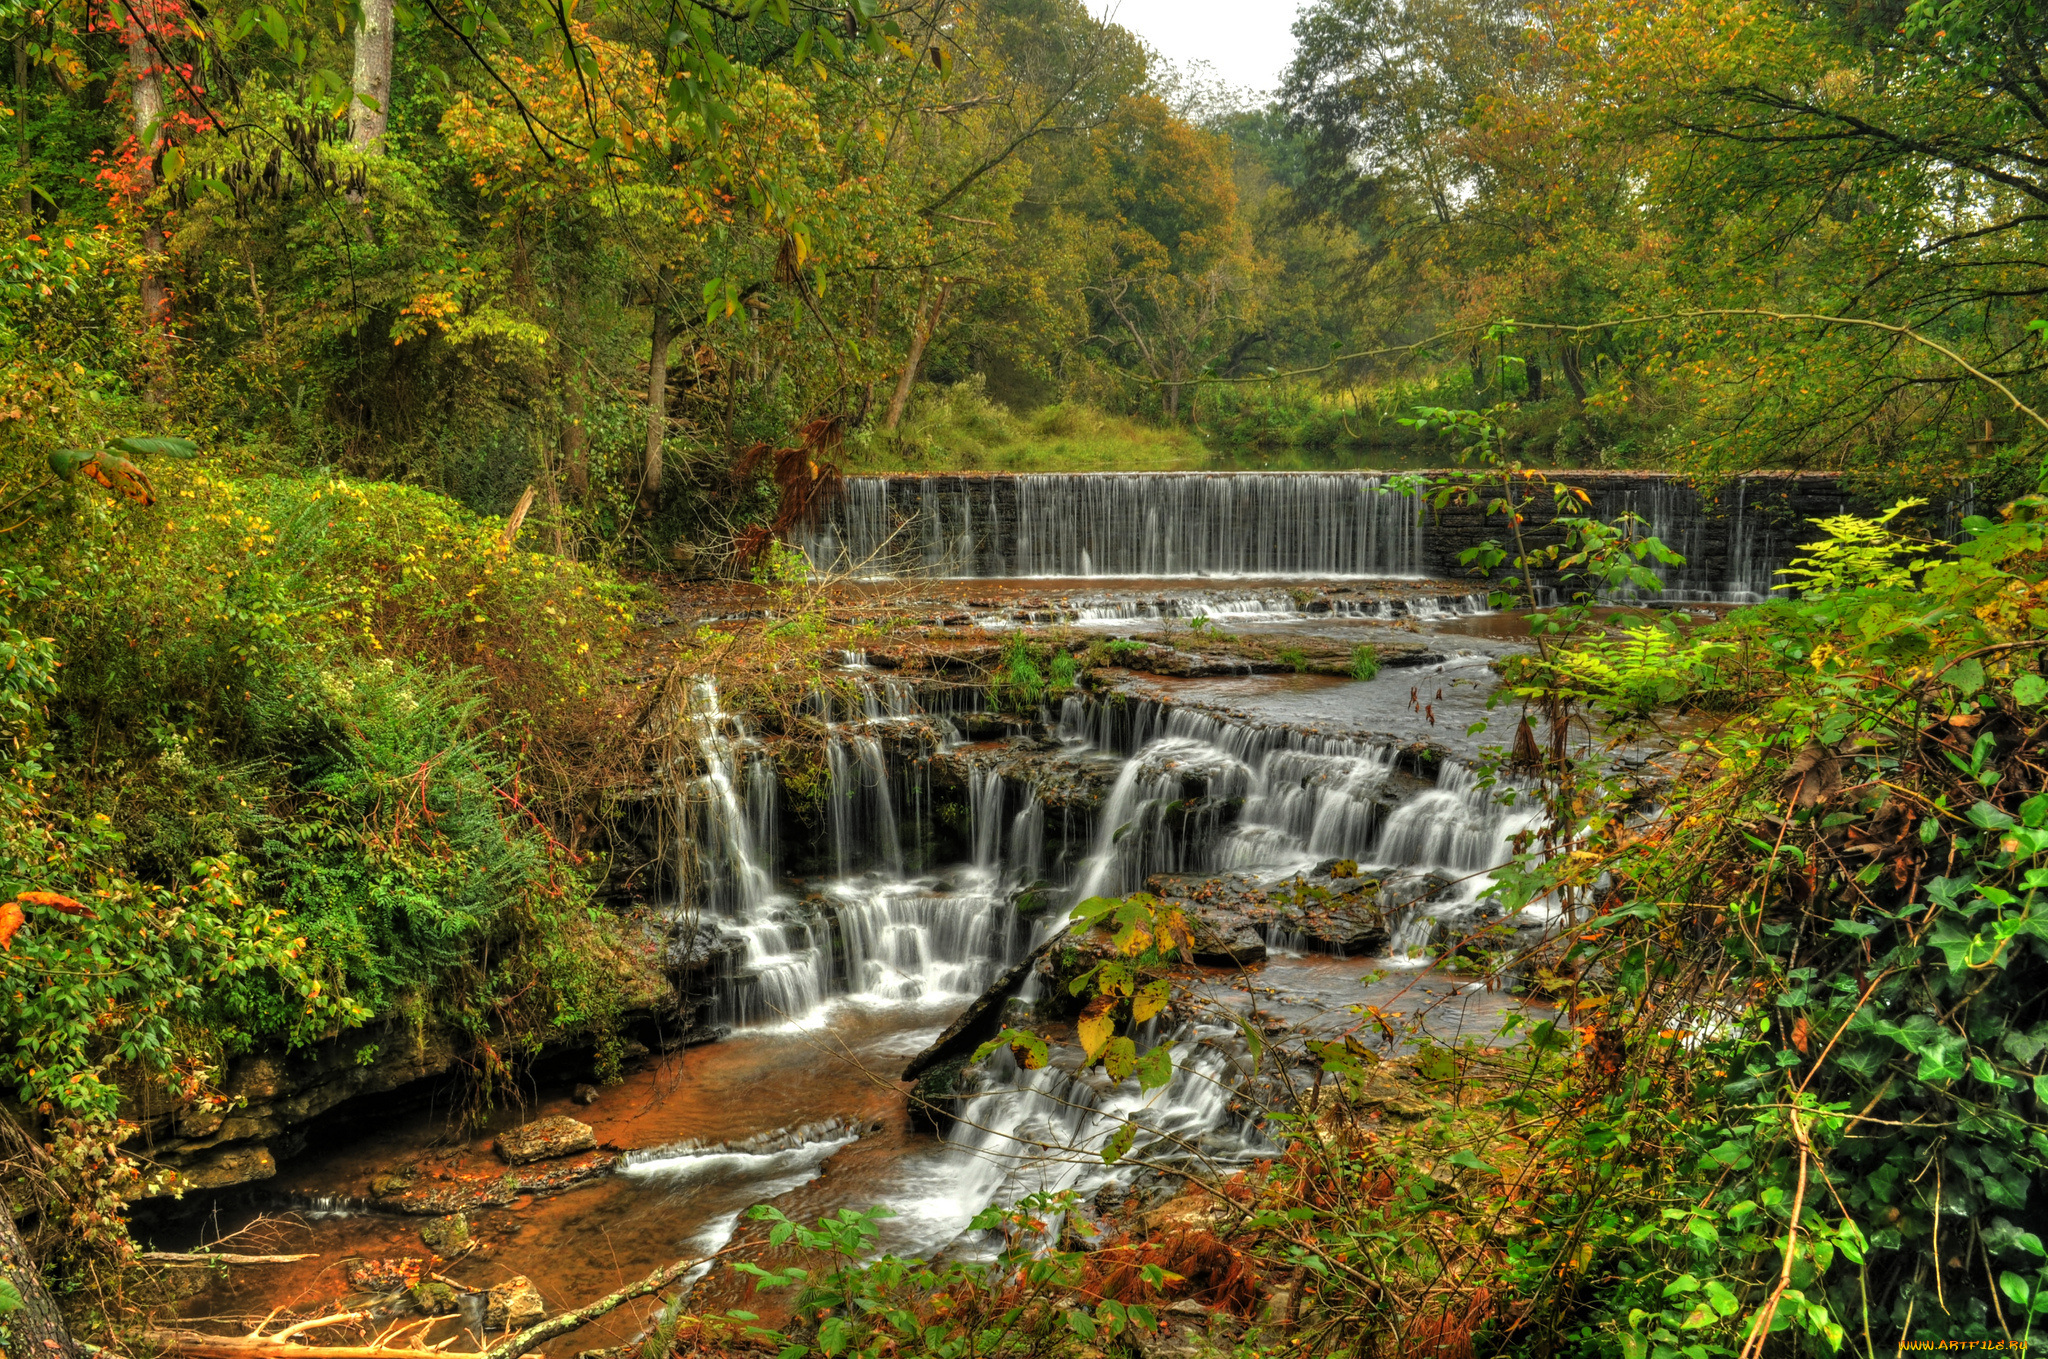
[1132,979,1169,1024]
[1077,996,1116,1060]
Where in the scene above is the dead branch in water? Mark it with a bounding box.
[141,1253,319,1265]
[147,1243,740,1359]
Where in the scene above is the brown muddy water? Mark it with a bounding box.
[167,957,1531,1356]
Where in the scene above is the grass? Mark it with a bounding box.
[849,378,1462,474]
[855,380,1213,472]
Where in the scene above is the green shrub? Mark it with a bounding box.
[4,465,633,1080]
[992,632,1045,711]
[1048,649,1078,693]
[1349,644,1381,680]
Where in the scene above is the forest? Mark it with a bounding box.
[0,0,2044,1353]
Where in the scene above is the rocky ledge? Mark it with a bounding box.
[124,914,678,1200]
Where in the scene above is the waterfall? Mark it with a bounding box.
[673,673,1549,1026]
[794,473,1427,579]
[969,766,1005,872]
[932,1027,1263,1243]
[1374,762,1549,960]
[677,682,778,917]
[1073,706,1400,898]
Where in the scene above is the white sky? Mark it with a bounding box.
[1096,0,1303,98]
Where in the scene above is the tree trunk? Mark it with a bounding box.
[561,370,588,497]
[1525,359,1543,402]
[1,1205,81,1359]
[883,280,950,432]
[349,0,395,150]
[123,3,169,332]
[1558,343,1588,408]
[14,29,29,222]
[642,272,672,508]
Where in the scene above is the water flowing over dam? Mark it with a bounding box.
[795,472,1430,579]
[793,469,1860,602]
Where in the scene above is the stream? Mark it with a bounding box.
[164,471,1776,1354]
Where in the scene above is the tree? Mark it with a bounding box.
[1085,93,1258,419]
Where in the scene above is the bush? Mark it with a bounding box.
[2,463,634,1079]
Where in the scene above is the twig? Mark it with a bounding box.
[1736,1111,1811,1359]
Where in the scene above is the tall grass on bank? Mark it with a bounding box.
[858,373,1617,474]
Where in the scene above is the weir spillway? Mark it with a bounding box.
[793,469,1857,602]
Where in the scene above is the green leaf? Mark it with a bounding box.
[1448,1148,1497,1175]
[1413,1044,1457,1081]
[49,449,97,481]
[1135,1040,1174,1091]
[0,1278,21,1315]
[1070,895,1120,926]
[1912,1031,1968,1083]
[1101,1120,1136,1165]
[1228,1010,1265,1069]
[1951,658,1985,694]
[1102,1035,1138,1081]
[2016,674,2048,706]
[108,435,198,460]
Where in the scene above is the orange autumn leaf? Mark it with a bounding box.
[0,900,22,949]
[79,455,155,508]
[17,890,94,917]
[1790,1016,1811,1056]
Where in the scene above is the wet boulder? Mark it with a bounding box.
[1189,909,1267,967]
[419,1213,470,1256]
[485,1275,546,1330]
[410,1281,460,1316]
[495,1116,597,1165]
[907,1056,973,1134]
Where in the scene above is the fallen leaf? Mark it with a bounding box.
[1779,738,1842,808]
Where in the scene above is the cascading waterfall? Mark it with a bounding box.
[1374,762,1549,959]
[794,473,1428,579]
[672,683,833,1028]
[1073,707,1402,899]
[1056,697,1546,961]
[657,673,1564,1257]
[675,676,1058,1026]
[678,671,1556,1026]
[932,1026,1263,1244]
